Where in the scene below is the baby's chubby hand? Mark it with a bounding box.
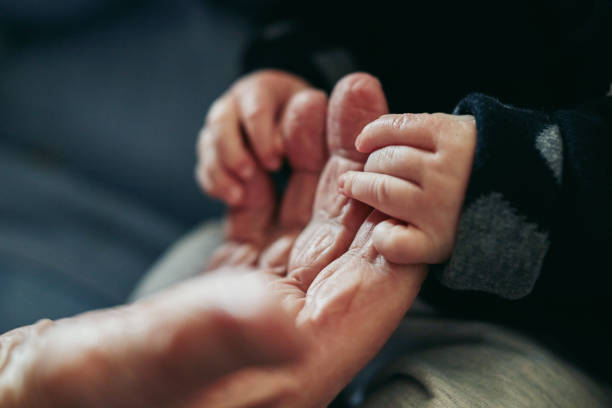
[196,70,325,205]
[338,113,477,264]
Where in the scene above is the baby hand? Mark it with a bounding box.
[196,70,310,205]
[338,113,477,264]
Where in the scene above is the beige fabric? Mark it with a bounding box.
[130,221,612,407]
[129,220,223,301]
[361,319,611,408]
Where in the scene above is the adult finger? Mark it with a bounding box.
[296,211,428,406]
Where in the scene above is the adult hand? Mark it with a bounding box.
[207,79,327,271]
[0,273,304,408]
[0,73,428,408]
[197,73,428,407]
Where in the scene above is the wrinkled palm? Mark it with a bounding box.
[197,73,427,407]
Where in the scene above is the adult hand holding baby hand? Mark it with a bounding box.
[195,73,427,407]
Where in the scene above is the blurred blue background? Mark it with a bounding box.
[0,0,252,332]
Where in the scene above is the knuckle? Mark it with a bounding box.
[390,113,417,130]
[390,113,409,130]
[394,113,435,132]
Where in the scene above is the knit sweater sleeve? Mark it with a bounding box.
[433,93,612,300]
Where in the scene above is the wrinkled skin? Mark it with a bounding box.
[196,73,427,407]
[0,273,304,408]
[0,73,427,408]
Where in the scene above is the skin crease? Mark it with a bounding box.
[0,273,305,408]
[191,73,427,407]
[0,73,426,408]
[207,87,327,271]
